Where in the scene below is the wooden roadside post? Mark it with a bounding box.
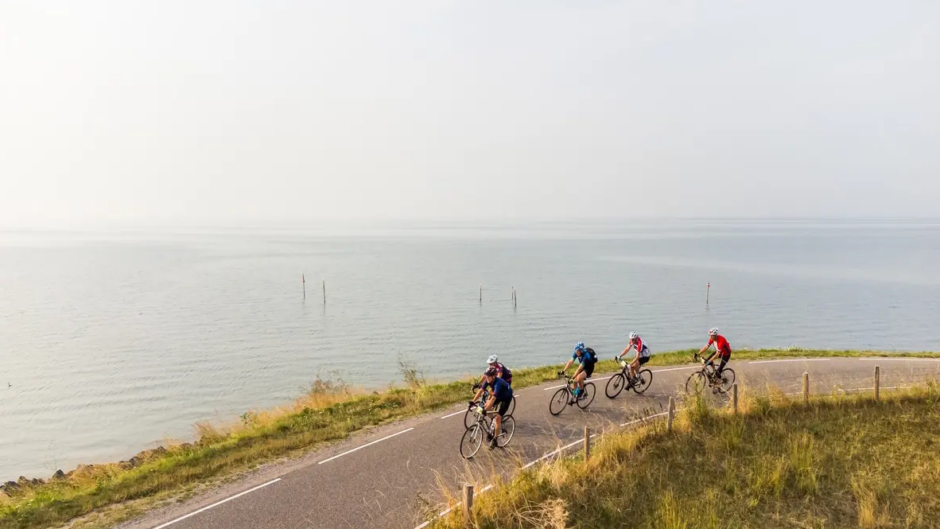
[667,397,675,431]
[462,484,473,526]
[583,426,591,461]
[874,365,881,401]
[732,383,738,414]
[802,372,809,406]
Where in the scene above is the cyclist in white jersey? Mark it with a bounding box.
[618,332,651,381]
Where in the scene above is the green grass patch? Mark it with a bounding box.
[2,348,938,529]
[432,384,940,528]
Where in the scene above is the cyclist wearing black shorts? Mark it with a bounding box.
[561,342,597,400]
[618,332,651,380]
[473,367,513,449]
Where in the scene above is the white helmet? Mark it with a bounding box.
[628,332,639,340]
[487,354,499,364]
[708,328,719,336]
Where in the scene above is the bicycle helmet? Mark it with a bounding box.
[708,328,719,336]
[629,332,639,340]
[487,354,499,364]
[484,367,498,377]
[574,342,585,354]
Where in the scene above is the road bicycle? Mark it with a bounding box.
[548,372,596,416]
[605,358,653,398]
[459,403,515,459]
[465,382,516,429]
[685,354,736,394]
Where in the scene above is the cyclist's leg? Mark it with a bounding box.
[629,357,640,378]
[637,355,650,377]
[492,400,510,444]
[717,356,728,375]
[581,363,594,392]
[574,370,586,391]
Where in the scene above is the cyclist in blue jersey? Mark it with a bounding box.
[561,342,598,401]
[619,332,651,381]
[470,367,514,449]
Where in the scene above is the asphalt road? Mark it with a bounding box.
[118,357,940,529]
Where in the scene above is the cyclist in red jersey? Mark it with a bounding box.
[698,328,732,375]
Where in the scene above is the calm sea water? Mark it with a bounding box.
[2,219,940,478]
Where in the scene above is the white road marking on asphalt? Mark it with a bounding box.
[749,358,831,364]
[317,428,414,465]
[479,484,494,494]
[858,357,940,361]
[414,522,430,529]
[150,478,282,529]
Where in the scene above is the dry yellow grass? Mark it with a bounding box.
[432,384,940,529]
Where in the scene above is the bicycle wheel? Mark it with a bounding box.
[685,371,707,394]
[632,369,653,394]
[496,416,515,447]
[507,396,516,416]
[605,373,626,399]
[463,408,476,429]
[717,368,736,393]
[576,382,596,409]
[459,424,484,459]
[549,388,569,416]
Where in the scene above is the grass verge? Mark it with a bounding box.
[431,384,940,528]
[1,348,938,529]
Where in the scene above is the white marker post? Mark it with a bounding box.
[706,282,710,306]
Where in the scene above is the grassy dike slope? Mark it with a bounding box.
[1,349,939,529]
[433,386,940,529]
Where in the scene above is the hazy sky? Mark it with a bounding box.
[1,1,938,225]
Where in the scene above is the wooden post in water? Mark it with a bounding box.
[667,397,675,431]
[802,372,809,406]
[302,274,305,300]
[874,365,881,401]
[512,286,517,307]
[322,279,326,305]
[583,426,591,461]
[732,383,738,414]
[706,282,710,306]
[479,284,482,304]
[462,484,474,526]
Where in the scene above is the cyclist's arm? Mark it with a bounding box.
[618,344,633,360]
[484,394,496,411]
[473,387,485,402]
[573,363,584,376]
[562,359,574,372]
[697,342,715,363]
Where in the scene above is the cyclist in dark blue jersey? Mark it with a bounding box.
[471,367,514,449]
[561,342,597,400]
